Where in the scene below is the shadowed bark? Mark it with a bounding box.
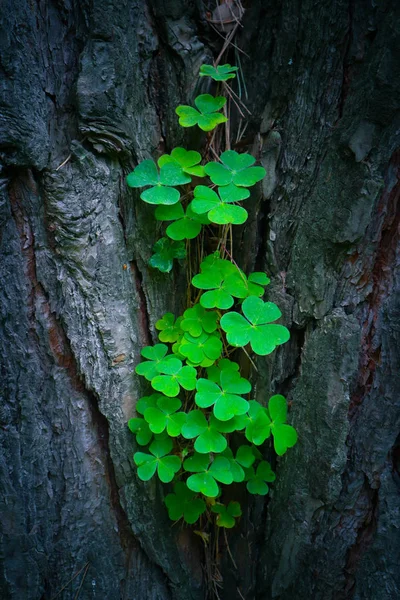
[0,1,399,599]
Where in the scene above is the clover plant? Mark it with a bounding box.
[199,63,239,81]
[176,94,228,131]
[127,62,297,529]
[211,501,242,528]
[149,237,186,272]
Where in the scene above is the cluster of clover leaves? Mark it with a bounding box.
[127,63,297,529]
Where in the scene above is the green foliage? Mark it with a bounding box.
[158,147,205,177]
[211,501,242,528]
[143,396,186,436]
[151,358,197,397]
[246,461,276,495]
[127,61,298,531]
[220,296,290,355]
[134,436,181,483]
[165,482,206,524]
[180,304,218,337]
[149,237,186,272]
[192,184,249,225]
[191,256,248,309]
[183,453,233,497]
[268,395,298,455]
[181,411,235,454]
[200,63,239,81]
[176,94,228,131]
[155,202,209,241]
[243,400,272,445]
[135,344,169,380]
[195,369,251,421]
[155,313,183,343]
[179,331,222,366]
[128,417,153,446]
[204,151,266,187]
[127,159,190,205]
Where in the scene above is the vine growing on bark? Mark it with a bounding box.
[127,63,297,530]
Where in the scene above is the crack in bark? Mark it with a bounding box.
[337,0,355,120]
[7,168,144,590]
[336,150,400,598]
[130,259,153,347]
[349,150,400,420]
[340,477,379,600]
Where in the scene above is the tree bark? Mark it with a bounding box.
[0,1,399,599]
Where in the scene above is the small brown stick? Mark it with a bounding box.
[55,154,71,171]
[241,345,259,372]
[224,529,238,570]
[215,21,241,67]
[224,82,251,114]
[50,563,90,600]
[237,587,246,600]
[74,562,90,599]
[224,84,246,119]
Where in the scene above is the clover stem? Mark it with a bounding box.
[223,100,230,150]
[224,529,238,570]
[241,345,258,372]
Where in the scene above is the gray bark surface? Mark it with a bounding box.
[0,1,399,599]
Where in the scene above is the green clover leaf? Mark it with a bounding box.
[158,147,205,178]
[128,417,153,446]
[191,184,249,225]
[243,400,272,446]
[156,202,209,241]
[268,395,298,455]
[220,296,290,355]
[222,444,257,482]
[246,461,276,495]
[236,445,256,468]
[155,313,183,343]
[180,303,218,337]
[204,150,266,188]
[149,237,186,273]
[136,393,162,415]
[127,159,191,205]
[195,254,265,300]
[144,396,187,437]
[181,411,234,454]
[180,331,222,366]
[151,357,197,397]
[183,452,233,497]
[192,256,249,309]
[246,272,271,297]
[176,94,228,132]
[206,358,240,382]
[199,63,239,81]
[164,482,206,524]
[211,501,242,528]
[134,436,181,483]
[195,370,251,421]
[221,448,245,482]
[135,344,169,380]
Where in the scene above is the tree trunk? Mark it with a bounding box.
[0,1,399,599]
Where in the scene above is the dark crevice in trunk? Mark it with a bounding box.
[130,259,153,347]
[338,0,355,120]
[86,389,138,560]
[255,197,271,272]
[391,433,400,488]
[340,476,379,600]
[349,150,400,421]
[278,324,307,400]
[7,166,170,596]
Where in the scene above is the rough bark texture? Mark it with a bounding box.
[0,1,399,599]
